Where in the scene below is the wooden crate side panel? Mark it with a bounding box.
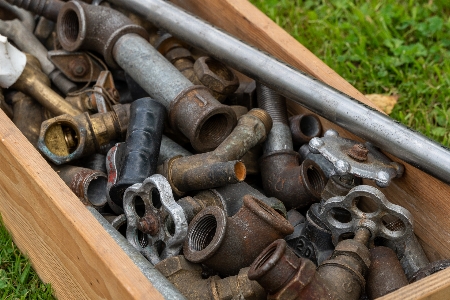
[0,110,162,299]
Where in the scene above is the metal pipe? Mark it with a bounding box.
[0,18,76,94]
[87,206,187,300]
[0,0,35,32]
[108,0,450,184]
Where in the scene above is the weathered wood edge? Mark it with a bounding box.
[170,0,450,299]
[0,109,163,299]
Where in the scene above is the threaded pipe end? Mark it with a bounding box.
[256,83,289,125]
[247,108,273,134]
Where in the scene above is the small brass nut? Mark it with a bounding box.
[165,47,193,64]
[194,56,239,95]
[334,239,371,269]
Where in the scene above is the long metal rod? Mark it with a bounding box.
[108,0,450,184]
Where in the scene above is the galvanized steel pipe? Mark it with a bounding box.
[108,0,450,184]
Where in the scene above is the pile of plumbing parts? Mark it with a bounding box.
[1,1,449,299]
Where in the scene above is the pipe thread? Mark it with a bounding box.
[247,108,273,134]
[256,83,289,125]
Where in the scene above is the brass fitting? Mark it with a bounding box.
[11,54,82,116]
[11,91,47,146]
[248,228,371,300]
[155,256,266,300]
[159,108,272,196]
[184,195,293,277]
[37,104,130,165]
[52,164,108,208]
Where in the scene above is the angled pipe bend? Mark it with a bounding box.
[257,83,326,209]
[159,108,272,196]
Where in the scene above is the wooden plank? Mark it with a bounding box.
[0,109,163,299]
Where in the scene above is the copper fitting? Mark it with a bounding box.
[37,103,130,164]
[10,91,47,146]
[11,55,82,116]
[184,195,293,277]
[249,229,370,300]
[52,164,108,208]
[289,113,322,148]
[155,256,266,300]
[367,246,408,299]
[159,108,272,196]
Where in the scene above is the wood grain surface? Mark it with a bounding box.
[0,110,163,299]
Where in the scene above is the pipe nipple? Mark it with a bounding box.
[247,108,273,134]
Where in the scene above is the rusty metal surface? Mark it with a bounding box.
[367,246,408,299]
[289,113,322,149]
[11,55,81,116]
[156,256,265,300]
[161,109,270,195]
[48,50,105,82]
[11,91,46,146]
[5,0,63,21]
[184,195,293,277]
[52,164,108,208]
[123,174,188,264]
[37,104,130,164]
[260,152,327,209]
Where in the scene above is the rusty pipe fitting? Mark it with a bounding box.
[56,1,236,151]
[154,33,239,102]
[52,164,108,208]
[178,182,287,223]
[0,88,13,119]
[249,229,370,300]
[366,246,408,299]
[159,108,271,196]
[257,83,326,209]
[289,113,322,149]
[11,91,47,146]
[7,54,81,116]
[184,195,293,277]
[37,103,130,165]
[108,98,166,207]
[155,256,266,300]
[4,0,63,22]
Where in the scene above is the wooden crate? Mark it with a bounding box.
[0,0,449,299]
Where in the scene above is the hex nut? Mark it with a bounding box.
[194,56,239,95]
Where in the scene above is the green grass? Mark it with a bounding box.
[250,0,450,146]
[0,218,53,299]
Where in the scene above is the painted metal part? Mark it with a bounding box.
[309,130,404,187]
[123,174,188,265]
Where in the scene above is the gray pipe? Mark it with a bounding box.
[0,0,35,32]
[0,18,76,94]
[108,0,450,184]
[87,207,186,300]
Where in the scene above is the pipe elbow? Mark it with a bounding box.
[56,1,148,68]
[260,151,327,210]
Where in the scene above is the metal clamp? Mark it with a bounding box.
[123,174,188,264]
[309,130,404,187]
